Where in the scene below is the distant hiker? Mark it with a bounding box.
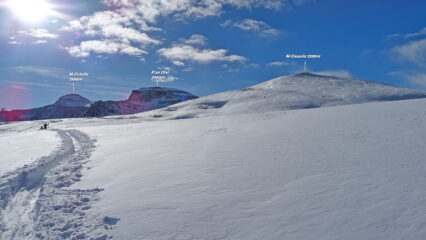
[43,123,48,130]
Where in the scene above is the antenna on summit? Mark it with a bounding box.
[304,61,307,72]
[68,72,87,94]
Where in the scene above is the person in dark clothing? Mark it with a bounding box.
[43,123,48,130]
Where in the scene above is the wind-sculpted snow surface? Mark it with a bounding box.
[0,129,119,240]
[69,98,426,240]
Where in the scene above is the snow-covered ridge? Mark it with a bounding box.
[0,87,198,121]
[53,94,92,107]
[141,72,426,119]
[86,87,198,117]
[128,87,197,103]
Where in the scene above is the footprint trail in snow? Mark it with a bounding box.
[0,129,119,240]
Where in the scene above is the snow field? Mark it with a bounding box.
[0,130,60,175]
[69,98,426,240]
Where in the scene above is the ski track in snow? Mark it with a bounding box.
[0,129,119,240]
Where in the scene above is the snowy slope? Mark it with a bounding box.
[0,73,426,239]
[0,130,59,175]
[64,98,426,240]
[138,72,426,119]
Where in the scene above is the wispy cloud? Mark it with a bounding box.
[405,27,426,39]
[267,61,296,67]
[8,40,21,45]
[313,70,353,78]
[183,34,207,46]
[293,0,316,6]
[387,27,426,88]
[65,40,147,58]
[18,29,58,39]
[389,71,426,88]
[221,19,280,37]
[391,39,426,67]
[387,27,426,40]
[102,0,287,22]
[1,66,66,79]
[33,40,48,44]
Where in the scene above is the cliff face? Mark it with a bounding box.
[85,87,198,117]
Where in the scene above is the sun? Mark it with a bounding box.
[5,0,52,23]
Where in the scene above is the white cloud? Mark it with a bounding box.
[158,44,247,64]
[120,46,148,56]
[267,61,296,66]
[184,34,207,45]
[65,40,147,57]
[293,0,316,6]
[386,33,402,39]
[60,20,83,32]
[313,70,353,78]
[100,24,160,44]
[61,11,160,45]
[387,27,426,40]
[392,39,426,67]
[387,28,426,89]
[182,66,193,72]
[33,40,48,44]
[102,0,287,22]
[221,19,280,37]
[60,0,313,59]
[18,29,58,39]
[61,9,161,58]
[405,27,426,39]
[172,60,185,66]
[8,40,21,45]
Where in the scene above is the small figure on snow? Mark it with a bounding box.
[43,123,48,130]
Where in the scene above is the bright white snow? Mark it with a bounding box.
[0,129,59,175]
[66,98,426,240]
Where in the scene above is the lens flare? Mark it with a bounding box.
[5,0,52,23]
[0,83,31,122]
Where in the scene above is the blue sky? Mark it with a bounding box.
[0,0,425,109]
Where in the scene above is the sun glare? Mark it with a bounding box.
[6,0,52,23]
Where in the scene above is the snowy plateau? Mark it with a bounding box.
[1,72,426,240]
